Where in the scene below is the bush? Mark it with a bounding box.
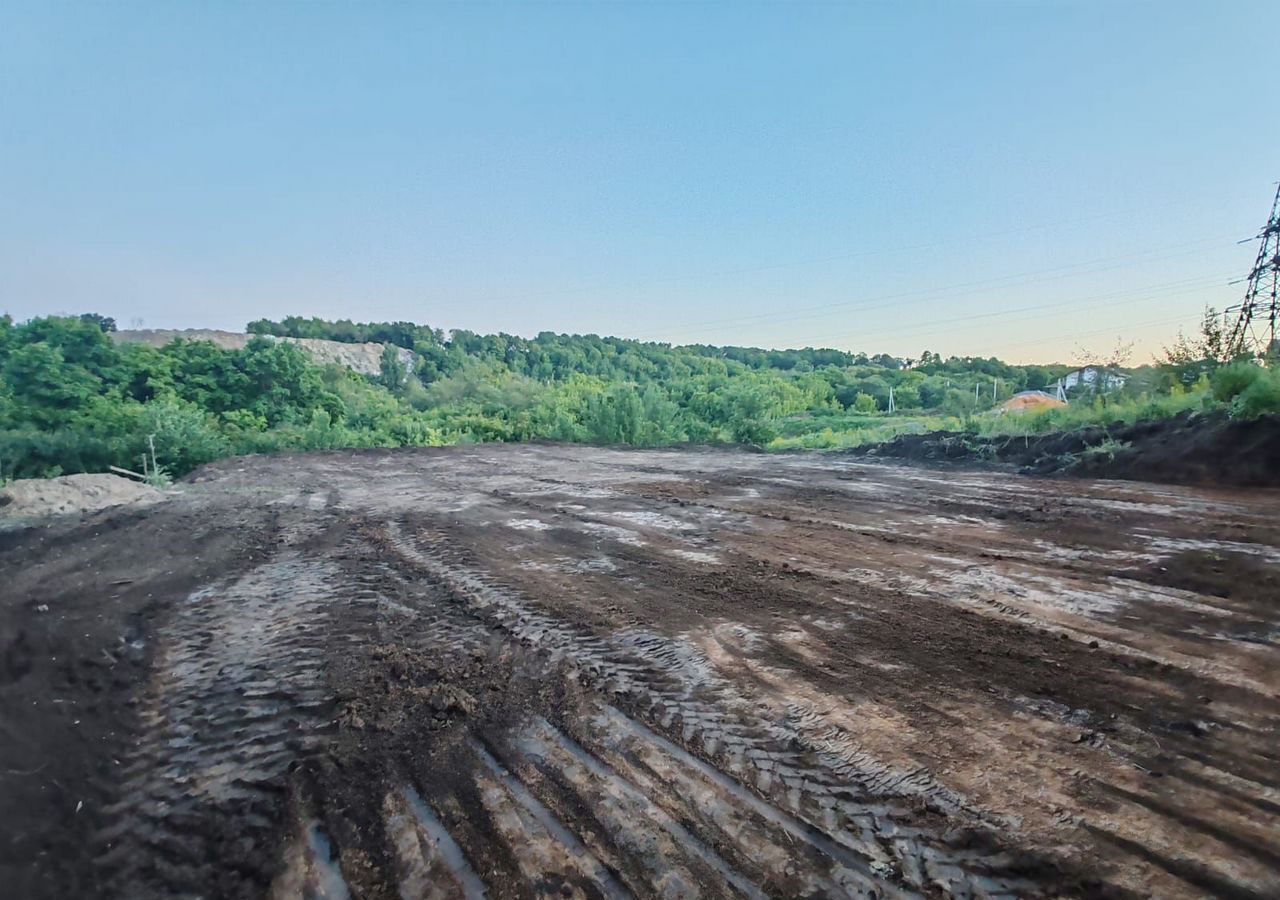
[1230,369,1280,419]
[1211,362,1266,403]
[1208,362,1280,419]
[853,392,878,413]
[140,400,231,475]
[730,417,776,446]
[0,426,132,479]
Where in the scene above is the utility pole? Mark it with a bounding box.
[887,385,896,413]
[1226,183,1280,359]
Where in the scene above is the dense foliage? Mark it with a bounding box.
[2,313,1276,480]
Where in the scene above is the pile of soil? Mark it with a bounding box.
[0,474,164,520]
[849,411,1280,488]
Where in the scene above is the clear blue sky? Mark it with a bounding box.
[2,1,1275,363]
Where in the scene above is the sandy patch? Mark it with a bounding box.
[0,474,164,520]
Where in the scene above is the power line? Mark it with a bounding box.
[637,234,1236,342]
[781,271,1232,350]
[970,311,1205,357]
[425,194,1234,315]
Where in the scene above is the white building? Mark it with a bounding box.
[1052,366,1128,395]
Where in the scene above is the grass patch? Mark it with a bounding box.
[767,387,1219,452]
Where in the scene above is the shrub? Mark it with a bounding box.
[1230,369,1280,419]
[1081,438,1131,462]
[1211,362,1266,403]
[853,392,879,413]
[730,418,776,446]
[0,426,130,479]
[1206,362,1280,419]
[140,400,231,475]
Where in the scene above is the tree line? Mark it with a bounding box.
[2,311,1270,481]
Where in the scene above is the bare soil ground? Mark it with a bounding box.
[2,444,1277,899]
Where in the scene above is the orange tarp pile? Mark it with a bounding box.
[1000,391,1067,413]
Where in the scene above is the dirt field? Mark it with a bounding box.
[2,444,1278,899]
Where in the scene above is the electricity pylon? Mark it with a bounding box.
[1225,183,1280,359]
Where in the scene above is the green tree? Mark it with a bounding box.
[140,400,231,474]
[726,384,777,445]
[853,392,879,413]
[2,342,97,429]
[379,345,408,394]
[1162,307,1233,386]
[893,384,922,409]
[79,313,117,332]
[159,340,248,412]
[237,338,340,425]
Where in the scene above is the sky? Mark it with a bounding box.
[2,1,1276,364]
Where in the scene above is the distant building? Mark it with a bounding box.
[1052,366,1127,395]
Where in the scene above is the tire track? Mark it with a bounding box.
[84,513,1094,898]
[381,519,1047,898]
[95,549,343,896]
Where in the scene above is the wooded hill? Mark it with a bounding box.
[3,311,1257,481]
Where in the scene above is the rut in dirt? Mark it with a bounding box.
[91,513,1071,899]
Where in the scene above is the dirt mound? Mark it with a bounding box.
[851,411,1280,488]
[0,474,164,520]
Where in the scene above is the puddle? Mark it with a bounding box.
[305,824,351,900]
[1145,535,1280,565]
[400,787,487,899]
[610,510,697,531]
[669,548,721,564]
[506,518,552,531]
[577,521,647,546]
[519,555,617,574]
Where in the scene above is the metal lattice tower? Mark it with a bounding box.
[1225,183,1280,359]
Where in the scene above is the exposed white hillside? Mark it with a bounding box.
[112,329,416,377]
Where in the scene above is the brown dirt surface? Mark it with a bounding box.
[1,444,1277,899]
[850,410,1280,488]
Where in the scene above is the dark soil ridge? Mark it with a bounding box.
[846,411,1280,488]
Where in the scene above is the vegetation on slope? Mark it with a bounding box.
[1,312,1276,481]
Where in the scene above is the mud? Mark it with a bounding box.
[850,410,1280,488]
[2,444,1277,898]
